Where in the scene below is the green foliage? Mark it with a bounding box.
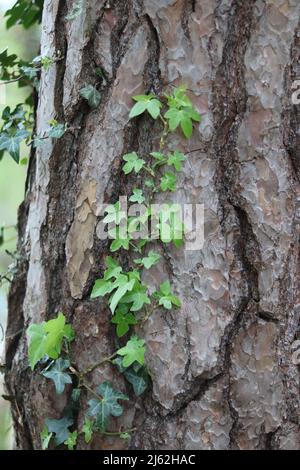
[113,357,149,396]
[129,94,162,120]
[64,431,78,450]
[5,0,43,29]
[117,336,146,368]
[122,152,145,175]
[41,426,52,450]
[45,416,73,446]
[134,250,161,269]
[27,313,74,370]
[129,189,145,204]
[111,305,138,337]
[164,86,201,138]
[154,281,181,310]
[80,84,101,109]
[42,358,72,394]
[87,382,128,432]
[25,85,200,447]
[82,418,93,444]
[160,172,177,192]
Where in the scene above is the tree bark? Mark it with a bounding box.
[5,0,300,450]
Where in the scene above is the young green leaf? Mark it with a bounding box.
[122,152,145,175]
[42,358,72,395]
[154,281,181,310]
[111,306,138,337]
[110,235,130,252]
[41,426,53,450]
[87,381,128,431]
[129,189,145,204]
[82,418,93,444]
[134,250,161,269]
[109,278,135,314]
[64,431,77,450]
[117,336,146,367]
[129,94,162,120]
[0,129,30,163]
[80,84,101,108]
[167,151,186,171]
[45,416,73,446]
[27,313,74,370]
[160,172,177,192]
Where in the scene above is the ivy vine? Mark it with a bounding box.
[25,85,201,449]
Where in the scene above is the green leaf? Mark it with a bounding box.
[82,418,93,444]
[129,94,162,120]
[41,426,53,450]
[48,123,65,139]
[117,336,146,367]
[45,416,73,446]
[4,1,43,29]
[110,236,130,252]
[154,281,181,310]
[103,201,126,225]
[27,313,74,370]
[122,152,145,175]
[167,151,186,171]
[80,84,101,108]
[134,250,161,269]
[87,381,128,431]
[129,101,148,118]
[129,189,145,204]
[42,358,72,395]
[64,431,77,450]
[113,357,149,396]
[109,279,135,314]
[0,129,30,163]
[180,117,193,138]
[111,306,138,337]
[91,279,114,298]
[160,172,177,192]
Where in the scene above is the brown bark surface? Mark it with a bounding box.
[5,0,300,450]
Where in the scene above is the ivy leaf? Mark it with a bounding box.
[110,235,130,252]
[129,94,162,120]
[27,313,74,370]
[48,122,66,139]
[42,358,72,395]
[5,0,43,29]
[43,313,74,359]
[91,279,114,298]
[134,250,161,269]
[122,152,145,175]
[87,381,128,431]
[160,172,177,192]
[121,283,151,312]
[80,84,101,108]
[154,281,181,310]
[41,426,53,450]
[27,323,47,370]
[129,189,145,204]
[109,278,135,314]
[82,418,93,444]
[0,129,30,163]
[45,416,73,446]
[167,151,186,171]
[103,201,126,225]
[113,357,149,396]
[111,306,138,337]
[117,336,146,367]
[64,431,77,450]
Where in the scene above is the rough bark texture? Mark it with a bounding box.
[5,0,300,450]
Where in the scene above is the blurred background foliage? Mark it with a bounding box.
[0,0,40,449]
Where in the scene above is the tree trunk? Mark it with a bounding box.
[5,0,300,450]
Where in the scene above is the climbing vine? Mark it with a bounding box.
[25,85,201,449]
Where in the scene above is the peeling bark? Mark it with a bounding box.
[5,0,300,450]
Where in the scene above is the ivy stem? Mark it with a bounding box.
[81,352,118,376]
[101,427,137,437]
[144,166,155,177]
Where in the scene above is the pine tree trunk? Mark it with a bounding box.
[5,0,300,450]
